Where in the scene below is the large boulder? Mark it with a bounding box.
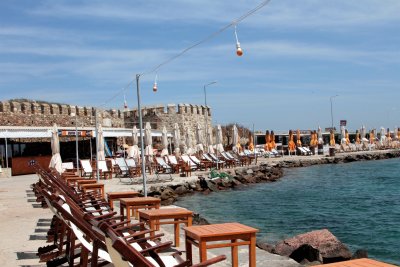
[274,229,352,263]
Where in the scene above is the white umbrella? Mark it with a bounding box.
[127,125,140,159]
[49,124,62,173]
[216,124,224,153]
[185,129,195,155]
[317,126,323,145]
[207,126,214,153]
[361,125,368,142]
[173,123,181,155]
[161,126,169,156]
[195,124,204,152]
[380,127,387,145]
[97,124,105,160]
[394,127,398,140]
[144,122,153,156]
[340,126,347,145]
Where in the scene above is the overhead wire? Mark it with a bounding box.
[99,0,271,108]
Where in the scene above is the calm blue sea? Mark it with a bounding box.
[175,158,400,265]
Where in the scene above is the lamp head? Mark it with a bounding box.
[236,42,243,56]
[153,82,157,92]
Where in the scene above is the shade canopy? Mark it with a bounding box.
[173,123,181,155]
[97,124,105,160]
[127,125,139,159]
[49,124,62,173]
[216,124,224,153]
[161,126,169,156]
[144,122,153,156]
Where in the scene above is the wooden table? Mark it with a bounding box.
[119,197,160,222]
[184,222,258,267]
[313,259,398,267]
[106,191,140,210]
[139,208,193,247]
[80,183,105,198]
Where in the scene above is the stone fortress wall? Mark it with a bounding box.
[0,100,212,137]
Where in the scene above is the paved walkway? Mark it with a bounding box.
[0,169,299,267]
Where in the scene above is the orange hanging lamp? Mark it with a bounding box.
[234,25,243,56]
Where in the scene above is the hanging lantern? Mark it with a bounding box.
[234,25,243,56]
[153,74,158,92]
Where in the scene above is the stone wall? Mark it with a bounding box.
[0,100,211,133]
[124,103,212,134]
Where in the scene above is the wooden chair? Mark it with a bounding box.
[80,159,95,178]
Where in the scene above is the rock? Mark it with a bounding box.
[192,213,210,225]
[256,242,275,253]
[174,185,189,195]
[160,188,177,201]
[274,229,352,263]
[205,180,219,191]
[352,249,368,259]
[289,244,323,263]
[246,168,254,174]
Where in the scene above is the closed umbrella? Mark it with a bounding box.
[269,131,276,151]
[340,126,347,145]
[296,129,302,147]
[207,126,214,154]
[264,130,270,151]
[288,130,296,153]
[127,125,140,159]
[144,122,153,156]
[361,125,368,142]
[49,124,62,173]
[195,124,204,152]
[329,129,335,146]
[394,127,399,140]
[232,124,240,153]
[173,123,181,155]
[216,124,224,153]
[97,123,105,160]
[185,129,194,155]
[161,126,169,156]
[369,129,375,144]
[248,132,254,151]
[317,126,323,145]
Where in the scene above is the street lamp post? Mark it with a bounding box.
[203,81,217,150]
[330,95,339,130]
[136,74,147,197]
[71,113,79,172]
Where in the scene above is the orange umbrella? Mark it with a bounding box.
[345,129,350,145]
[264,130,270,151]
[248,132,254,151]
[369,129,375,144]
[387,128,392,141]
[398,127,400,140]
[310,130,317,146]
[355,130,361,144]
[329,129,335,146]
[288,130,296,152]
[296,129,302,147]
[269,130,276,151]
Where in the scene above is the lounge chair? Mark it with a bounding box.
[98,160,112,179]
[61,162,74,173]
[166,155,182,173]
[208,153,226,168]
[105,223,226,267]
[220,151,235,168]
[80,159,94,178]
[181,155,198,171]
[154,157,172,174]
[189,155,210,170]
[126,158,142,182]
[115,157,130,177]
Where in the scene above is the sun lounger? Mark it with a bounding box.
[61,162,74,173]
[189,155,210,170]
[115,157,130,177]
[98,160,112,179]
[181,155,198,171]
[79,159,94,178]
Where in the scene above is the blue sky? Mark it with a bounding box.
[1,0,400,131]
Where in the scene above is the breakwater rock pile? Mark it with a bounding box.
[146,164,284,205]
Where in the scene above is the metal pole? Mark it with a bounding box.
[330,95,338,130]
[75,115,79,173]
[89,137,93,161]
[203,81,217,151]
[5,135,8,170]
[136,74,147,197]
[253,123,257,164]
[95,109,100,181]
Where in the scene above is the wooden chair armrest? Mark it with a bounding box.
[191,255,227,267]
[139,241,173,254]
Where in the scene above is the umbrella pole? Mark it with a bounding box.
[136,74,147,197]
[95,109,100,181]
[5,136,8,170]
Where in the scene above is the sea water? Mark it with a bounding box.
[175,158,400,264]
